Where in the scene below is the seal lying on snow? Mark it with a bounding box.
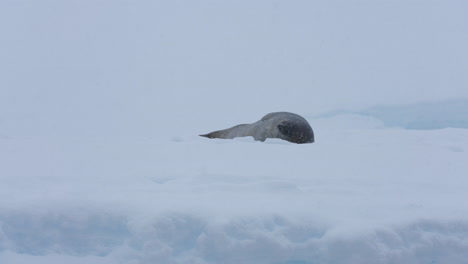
[200,112,314,144]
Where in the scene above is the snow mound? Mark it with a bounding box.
[1,122,468,263]
[361,99,468,130]
[1,211,468,264]
[314,99,468,130]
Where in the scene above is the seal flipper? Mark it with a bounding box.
[199,131,222,138]
[200,124,252,140]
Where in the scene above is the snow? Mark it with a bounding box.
[1,114,468,263]
[1,0,468,263]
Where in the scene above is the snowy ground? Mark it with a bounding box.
[1,111,468,264]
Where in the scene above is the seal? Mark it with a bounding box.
[200,112,314,144]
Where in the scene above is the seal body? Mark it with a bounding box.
[200,112,314,144]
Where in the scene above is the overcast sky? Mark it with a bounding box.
[1,0,467,137]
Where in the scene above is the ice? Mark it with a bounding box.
[1,121,468,263]
[360,99,468,130]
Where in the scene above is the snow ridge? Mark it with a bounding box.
[1,210,468,264]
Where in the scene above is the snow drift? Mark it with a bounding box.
[1,117,468,263]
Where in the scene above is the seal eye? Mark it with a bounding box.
[277,120,314,144]
[277,121,295,138]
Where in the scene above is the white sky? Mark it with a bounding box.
[1,0,467,137]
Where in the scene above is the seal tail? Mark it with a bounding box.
[199,131,219,138]
[199,129,234,139]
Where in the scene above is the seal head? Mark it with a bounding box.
[277,120,314,144]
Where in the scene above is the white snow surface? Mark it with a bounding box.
[1,116,468,264]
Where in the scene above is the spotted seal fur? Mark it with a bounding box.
[200,112,314,144]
